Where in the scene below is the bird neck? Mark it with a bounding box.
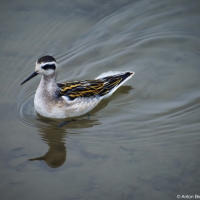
[39,73,58,96]
[42,73,56,82]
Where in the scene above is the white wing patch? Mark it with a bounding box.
[96,71,135,79]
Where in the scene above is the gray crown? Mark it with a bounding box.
[38,55,56,63]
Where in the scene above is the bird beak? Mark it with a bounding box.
[20,71,38,85]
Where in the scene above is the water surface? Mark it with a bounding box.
[0,0,200,199]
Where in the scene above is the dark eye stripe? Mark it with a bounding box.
[42,64,56,70]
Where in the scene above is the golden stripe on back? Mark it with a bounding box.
[58,75,127,100]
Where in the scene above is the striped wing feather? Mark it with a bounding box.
[57,73,131,100]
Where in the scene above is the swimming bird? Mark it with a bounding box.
[21,55,135,119]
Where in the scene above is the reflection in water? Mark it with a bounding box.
[29,117,99,168]
[29,122,67,168]
[1,0,199,198]
[28,86,132,168]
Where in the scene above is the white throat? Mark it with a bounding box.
[34,73,59,117]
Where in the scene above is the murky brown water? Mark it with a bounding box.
[1,0,200,199]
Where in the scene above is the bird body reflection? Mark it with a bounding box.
[29,117,99,168]
[29,127,67,168]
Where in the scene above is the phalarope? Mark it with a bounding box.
[21,55,135,119]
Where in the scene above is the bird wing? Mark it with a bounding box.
[57,72,133,100]
[57,77,124,101]
[57,80,104,100]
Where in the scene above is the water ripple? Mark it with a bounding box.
[16,0,200,147]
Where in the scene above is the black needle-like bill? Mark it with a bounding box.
[20,71,38,85]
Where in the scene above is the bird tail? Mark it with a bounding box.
[96,71,135,98]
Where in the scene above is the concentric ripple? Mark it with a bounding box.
[16,0,200,146]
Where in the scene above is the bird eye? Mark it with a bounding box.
[42,64,56,70]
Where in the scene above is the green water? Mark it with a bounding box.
[0,0,200,199]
